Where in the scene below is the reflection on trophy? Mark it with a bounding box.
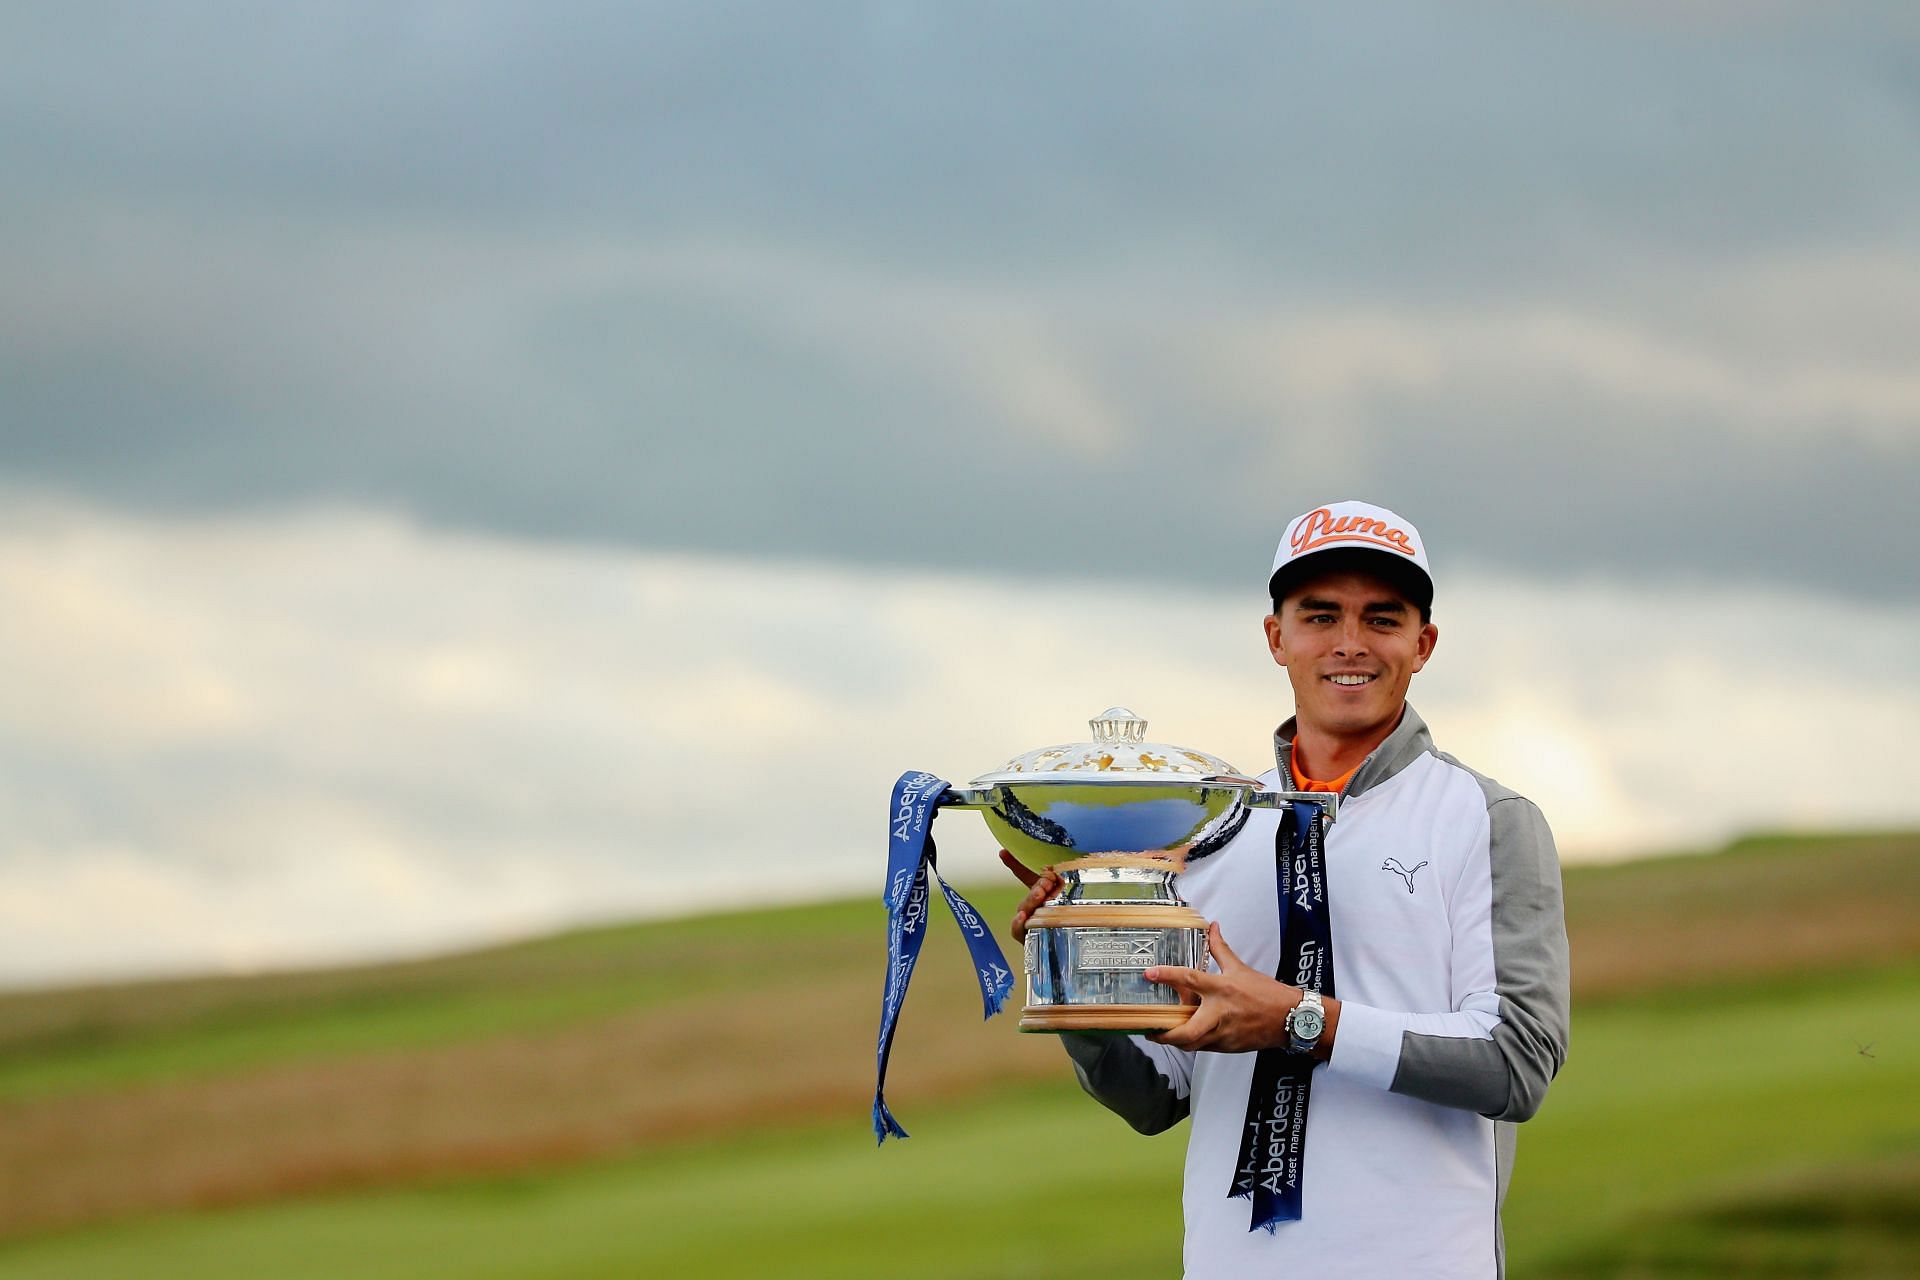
[942,708,1336,1034]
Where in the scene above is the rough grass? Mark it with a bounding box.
[0,890,1064,1239]
[0,898,889,1101]
[0,830,1913,1270]
[1562,831,1920,1002]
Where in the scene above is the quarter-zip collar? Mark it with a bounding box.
[1272,702,1435,802]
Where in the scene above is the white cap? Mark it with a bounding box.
[1268,500,1433,609]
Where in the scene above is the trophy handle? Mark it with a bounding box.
[1240,787,1340,821]
[940,788,993,809]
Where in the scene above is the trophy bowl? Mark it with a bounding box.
[941,708,1334,1034]
[954,776,1260,876]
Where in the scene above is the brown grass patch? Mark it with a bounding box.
[1566,833,1920,1001]
[0,927,1056,1241]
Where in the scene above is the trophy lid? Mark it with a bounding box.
[969,707,1245,784]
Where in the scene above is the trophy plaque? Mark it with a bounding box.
[941,707,1336,1034]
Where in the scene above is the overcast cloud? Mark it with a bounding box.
[3,3,1916,596]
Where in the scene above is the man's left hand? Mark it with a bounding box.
[1146,922,1316,1055]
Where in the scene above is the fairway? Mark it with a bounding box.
[1,959,1913,1278]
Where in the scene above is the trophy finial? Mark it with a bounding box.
[1091,707,1147,744]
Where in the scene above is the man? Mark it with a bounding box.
[1005,500,1569,1279]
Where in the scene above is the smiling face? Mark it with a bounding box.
[1263,568,1439,751]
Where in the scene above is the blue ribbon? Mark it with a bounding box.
[873,771,1016,1143]
[1232,799,1335,1230]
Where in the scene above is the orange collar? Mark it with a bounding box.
[1291,749,1358,795]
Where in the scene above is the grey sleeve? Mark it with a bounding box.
[1058,1033,1192,1135]
[1391,796,1571,1122]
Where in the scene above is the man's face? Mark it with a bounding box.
[1263,569,1439,742]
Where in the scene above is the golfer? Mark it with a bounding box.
[1007,500,1570,1278]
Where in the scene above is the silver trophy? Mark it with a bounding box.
[943,708,1336,1034]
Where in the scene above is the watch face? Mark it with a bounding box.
[1293,1007,1325,1040]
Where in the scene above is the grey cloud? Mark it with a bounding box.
[6,3,1917,267]
[3,3,1918,600]
[1370,400,1916,599]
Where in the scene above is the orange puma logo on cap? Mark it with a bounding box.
[1291,507,1418,558]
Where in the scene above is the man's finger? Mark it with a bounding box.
[1008,867,1061,943]
[1150,1003,1219,1048]
[1015,873,1059,915]
[1010,900,1036,944]
[1144,964,1216,999]
[998,849,1041,889]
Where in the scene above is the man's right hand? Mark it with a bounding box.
[1000,850,1062,945]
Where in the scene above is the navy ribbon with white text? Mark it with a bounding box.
[872,771,1015,1143]
[1231,799,1335,1230]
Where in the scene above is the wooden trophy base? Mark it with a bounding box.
[1024,903,1208,931]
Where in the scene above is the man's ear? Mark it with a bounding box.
[1264,613,1287,667]
[1412,621,1438,673]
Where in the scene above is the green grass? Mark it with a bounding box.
[1505,962,1920,1274]
[0,956,1912,1279]
[1537,1150,1920,1278]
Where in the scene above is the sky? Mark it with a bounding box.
[3,2,1918,986]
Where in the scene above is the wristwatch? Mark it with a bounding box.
[1285,989,1327,1055]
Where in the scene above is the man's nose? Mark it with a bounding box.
[1333,621,1369,656]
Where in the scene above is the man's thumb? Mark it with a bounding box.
[1207,922,1246,972]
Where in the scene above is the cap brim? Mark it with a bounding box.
[1268,547,1433,611]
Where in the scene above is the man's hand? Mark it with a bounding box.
[1146,923,1332,1056]
[1000,849,1061,945]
